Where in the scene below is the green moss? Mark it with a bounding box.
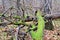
[13,15,20,19]
[30,10,45,40]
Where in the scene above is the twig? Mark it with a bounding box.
[1,6,13,16]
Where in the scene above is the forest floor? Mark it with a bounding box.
[0,19,60,40]
[44,19,60,40]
